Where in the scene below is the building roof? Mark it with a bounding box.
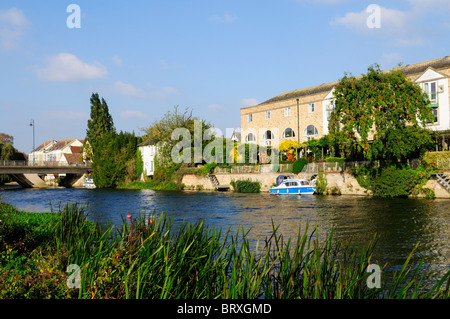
[33,140,56,152]
[246,56,450,108]
[70,146,82,154]
[62,153,83,163]
[32,139,84,153]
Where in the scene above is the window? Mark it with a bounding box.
[247,114,253,123]
[265,111,271,120]
[424,81,438,105]
[326,100,335,121]
[308,103,315,113]
[263,130,274,146]
[245,133,256,143]
[432,108,439,124]
[303,125,318,140]
[282,128,296,139]
[284,107,291,117]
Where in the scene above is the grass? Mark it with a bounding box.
[1,201,449,299]
[117,181,184,191]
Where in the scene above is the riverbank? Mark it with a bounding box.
[179,171,450,199]
[1,201,449,299]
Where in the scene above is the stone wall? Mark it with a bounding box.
[182,172,281,192]
[181,171,450,199]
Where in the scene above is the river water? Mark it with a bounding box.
[1,187,449,286]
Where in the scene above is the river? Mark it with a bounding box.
[1,187,449,286]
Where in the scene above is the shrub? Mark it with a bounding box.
[353,166,431,198]
[230,179,261,193]
[293,158,308,174]
[325,157,346,163]
[194,162,217,176]
[422,151,450,170]
[315,174,328,195]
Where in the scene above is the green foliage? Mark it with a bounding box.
[86,93,115,151]
[92,131,139,188]
[315,174,328,195]
[141,106,214,169]
[329,64,435,163]
[194,162,217,176]
[422,151,450,170]
[135,148,144,180]
[230,179,261,193]
[420,188,436,199]
[353,166,432,198]
[325,157,346,163]
[293,158,308,174]
[0,138,26,184]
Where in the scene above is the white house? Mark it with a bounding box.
[28,139,85,165]
[138,140,157,178]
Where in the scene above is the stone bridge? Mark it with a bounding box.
[0,161,92,188]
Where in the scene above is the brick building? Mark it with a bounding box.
[240,56,450,151]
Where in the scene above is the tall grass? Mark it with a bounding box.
[1,201,449,299]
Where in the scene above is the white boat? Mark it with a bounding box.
[84,174,96,189]
[269,178,315,195]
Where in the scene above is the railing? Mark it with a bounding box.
[0,160,92,167]
[0,160,27,166]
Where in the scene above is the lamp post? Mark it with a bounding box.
[30,119,35,165]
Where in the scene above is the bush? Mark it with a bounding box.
[353,166,431,198]
[422,151,450,170]
[293,158,308,174]
[315,174,328,195]
[325,157,346,163]
[230,179,261,193]
[194,162,217,176]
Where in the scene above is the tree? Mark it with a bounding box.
[86,93,115,153]
[329,64,434,163]
[141,106,214,168]
[92,131,139,188]
[0,133,14,145]
[141,106,215,187]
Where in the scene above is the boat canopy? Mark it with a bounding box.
[275,174,296,186]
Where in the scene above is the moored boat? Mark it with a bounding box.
[84,173,96,189]
[269,178,315,195]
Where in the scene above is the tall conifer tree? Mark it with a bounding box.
[86,93,115,150]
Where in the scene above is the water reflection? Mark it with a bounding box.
[1,187,449,283]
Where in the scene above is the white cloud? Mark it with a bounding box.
[0,7,29,50]
[35,53,108,82]
[120,110,149,120]
[113,81,147,98]
[407,0,450,11]
[209,13,237,23]
[330,5,425,46]
[240,98,259,107]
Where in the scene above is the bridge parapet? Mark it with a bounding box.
[0,160,92,188]
[0,160,92,168]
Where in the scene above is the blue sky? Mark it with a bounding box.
[1,0,450,153]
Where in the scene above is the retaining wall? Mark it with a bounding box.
[181,171,450,199]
